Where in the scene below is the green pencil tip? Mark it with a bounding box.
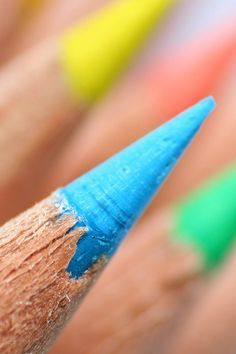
[173,164,236,269]
[60,0,175,102]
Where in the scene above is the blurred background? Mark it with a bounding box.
[1,0,236,353]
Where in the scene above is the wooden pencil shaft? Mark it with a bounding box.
[0,196,104,354]
[50,211,204,354]
[0,206,203,354]
[0,39,85,222]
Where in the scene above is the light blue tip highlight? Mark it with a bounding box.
[58,97,215,278]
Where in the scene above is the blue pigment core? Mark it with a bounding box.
[58,97,215,279]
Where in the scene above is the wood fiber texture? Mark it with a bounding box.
[51,211,204,354]
[0,197,104,354]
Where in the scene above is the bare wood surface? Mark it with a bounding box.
[0,196,104,354]
[50,211,205,354]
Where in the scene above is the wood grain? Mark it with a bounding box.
[0,196,104,354]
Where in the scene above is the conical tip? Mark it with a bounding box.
[59,97,215,278]
[192,96,216,123]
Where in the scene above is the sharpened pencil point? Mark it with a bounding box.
[59,97,215,278]
[60,0,175,101]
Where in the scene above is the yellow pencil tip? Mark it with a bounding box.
[59,0,176,102]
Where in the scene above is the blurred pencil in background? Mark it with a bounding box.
[43,18,236,197]
[50,158,236,354]
[165,241,236,354]
[0,1,235,353]
[0,102,206,353]
[1,0,109,61]
[0,0,175,223]
[0,0,41,47]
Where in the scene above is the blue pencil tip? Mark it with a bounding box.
[59,97,215,278]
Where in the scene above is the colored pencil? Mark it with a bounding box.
[44,18,236,195]
[0,99,212,353]
[166,245,236,354]
[50,159,236,354]
[0,0,174,223]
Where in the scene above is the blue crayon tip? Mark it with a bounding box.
[59,97,215,278]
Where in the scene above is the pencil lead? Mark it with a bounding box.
[60,0,175,102]
[59,97,215,278]
[174,163,236,269]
